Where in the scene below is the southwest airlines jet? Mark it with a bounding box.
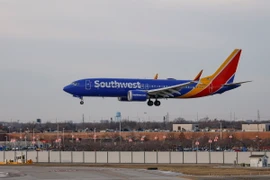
[63,49,251,106]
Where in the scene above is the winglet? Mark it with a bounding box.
[154,73,158,79]
[193,70,203,81]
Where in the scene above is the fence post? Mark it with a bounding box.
[37,150,39,163]
[3,150,5,162]
[13,150,16,160]
[223,151,225,165]
[107,151,108,163]
[119,151,121,163]
[59,151,62,163]
[95,151,97,163]
[71,151,73,163]
[83,151,85,163]
[26,150,28,162]
[209,151,211,164]
[182,151,184,164]
[196,150,198,164]
[48,151,50,163]
[169,151,171,164]
[144,151,145,164]
[131,151,133,164]
[236,151,238,165]
[156,151,158,164]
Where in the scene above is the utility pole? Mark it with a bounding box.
[82,114,85,130]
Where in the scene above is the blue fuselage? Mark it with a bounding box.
[63,78,239,99]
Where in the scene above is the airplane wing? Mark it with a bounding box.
[224,80,252,86]
[147,81,196,98]
[147,70,203,98]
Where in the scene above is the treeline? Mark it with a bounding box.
[49,134,270,151]
[2,117,270,133]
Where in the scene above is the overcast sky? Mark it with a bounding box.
[1,0,270,123]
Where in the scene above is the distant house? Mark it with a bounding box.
[242,123,270,132]
[249,154,268,167]
[172,124,199,132]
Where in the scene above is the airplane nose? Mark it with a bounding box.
[63,85,71,93]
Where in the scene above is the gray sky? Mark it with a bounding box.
[1,0,270,123]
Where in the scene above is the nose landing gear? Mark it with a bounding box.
[79,97,84,105]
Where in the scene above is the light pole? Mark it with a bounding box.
[219,122,222,139]
[8,126,11,141]
[5,136,7,150]
[208,139,212,164]
[94,128,96,143]
[24,136,27,147]
[63,128,65,148]
[72,130,74,143]
[116,112,121,144]
[19,128,22,147]
[229,135,233,149]
[195,141,199,164]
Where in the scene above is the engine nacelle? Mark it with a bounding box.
[118,97,129,101]
[127,90,148,101]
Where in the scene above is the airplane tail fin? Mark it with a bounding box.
[208,49,242,84]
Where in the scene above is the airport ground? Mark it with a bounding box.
[1,164,270,180]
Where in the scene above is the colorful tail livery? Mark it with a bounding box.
[63,49,251,106]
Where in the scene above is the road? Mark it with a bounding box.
[0,166,187,180]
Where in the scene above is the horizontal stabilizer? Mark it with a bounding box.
[224,80,252,86]
[193,70,203,81]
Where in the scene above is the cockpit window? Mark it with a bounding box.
[72,82,79,86]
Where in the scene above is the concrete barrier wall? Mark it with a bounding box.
[84,151,95,163]
[96,151,107,163]
[238,152,252,164]
[198,152,209,164]
[1,151,268,164]
[158,152,170,164]
[38,151,48,162]
[184,152,197,163]
[120,152,132,163]
[211,152,223,164]
[108,152,120,163]
[145,152,157,163]
[132,152,144,163]
[50,151,60,163]
[72,151,84,163]
[170,152,182,163]
[224,152,237,164]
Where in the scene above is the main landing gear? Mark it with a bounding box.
[147,99,161,106]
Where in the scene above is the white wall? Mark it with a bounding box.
[1,151,269,165]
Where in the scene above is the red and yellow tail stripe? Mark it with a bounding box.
[179,49,242,98]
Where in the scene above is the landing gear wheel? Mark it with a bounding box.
[80,100,84,105]
[147,100,154,106]
[154,100,161,106]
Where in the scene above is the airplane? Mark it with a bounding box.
[63,49,251,106]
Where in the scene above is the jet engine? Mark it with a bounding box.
[118,97,129,101]
[127,90,148,101]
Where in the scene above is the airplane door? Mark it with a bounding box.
[209,83,213,94]
[85,80,91,90]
